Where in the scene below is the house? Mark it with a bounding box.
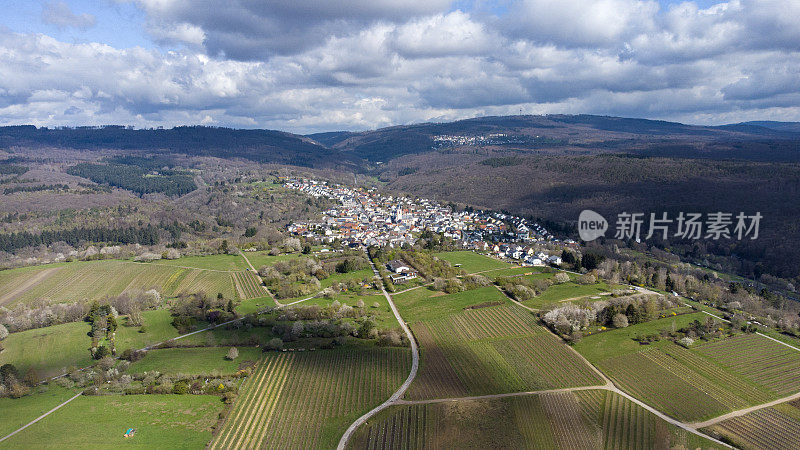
[547,255,563,265]
[386,259,418,283]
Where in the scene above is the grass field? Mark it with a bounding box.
[406,304,604,400]
[129,347,262,376]
[0,259,238,305]
[1,394,223,448]
[703,398,800,449]
[0,309,188,378]
[522,281,622,308]
[349,390,718,449]
[210,347,411,449]
[244,252,303,270]
[392,286,511,323]
[432,251,508,274]
[575,313,799,422]
[0,385,79,439]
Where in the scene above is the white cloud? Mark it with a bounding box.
[41,1,97,30]
[1,1,800,132]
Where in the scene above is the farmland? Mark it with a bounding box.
[232,270,266,299]
[348,390,718,449]
[405,304,603,399]
[702,399,800,449]
[211,347,411,449]
[0,394,223,448]
[0,259,238,305]
[575,312,800,422]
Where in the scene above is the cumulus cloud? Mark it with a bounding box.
[0,1,799,132]
[41,1,97,30]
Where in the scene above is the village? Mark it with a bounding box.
[284,178,571,270]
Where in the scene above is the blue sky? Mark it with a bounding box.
[0,0,798,132]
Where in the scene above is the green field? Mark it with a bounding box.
[523,281,621,308]
[392,286,510,323]
[433,251,509,274]
[349,390,718,449]
[243,252,302,270]
[575,313,800,422]
[129,347,262,376]
[406,304,603,400]
[1,394,223,448]
[0,385,79,438]
[210,347,411,449]
[0,309,188,378]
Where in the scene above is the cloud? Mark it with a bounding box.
[0,1,799,132]
[41,1,97,30]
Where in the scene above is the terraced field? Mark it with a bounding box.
[348,390,718,449]
[703,399,800,450]
[405,304,603,400]
[210,347,411,449]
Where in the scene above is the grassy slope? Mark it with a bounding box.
[432,251,508,273]
[392,286,510,323]
[152,254,248,271]
[1,394,223,449]
[0,385,79,438]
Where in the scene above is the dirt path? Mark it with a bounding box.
[336,254,420,450]
[0,391,83,444]
[0,266,62,306]
[691,390,800,429]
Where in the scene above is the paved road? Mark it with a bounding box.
[336,255,420,450]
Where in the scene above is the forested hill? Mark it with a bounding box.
[0,125,354,169]
[312,115,800,162]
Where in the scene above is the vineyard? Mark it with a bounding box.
[211,347,410,449]
[405,304,603,400]
[695,333,800,396]
[0,260,237,304]
[703,402,800,450]
[232,270,267,299]
[348,390,718,449]
[599,350,740,422]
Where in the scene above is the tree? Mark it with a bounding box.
[581,253,604,271]
[226,347,239,361]
[220,239,229,253]
[612,314,629,328]
[665,274,675,292]
[553,272,570,284]
[0,324,8,340]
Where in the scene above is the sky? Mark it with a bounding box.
[0,0,798,133]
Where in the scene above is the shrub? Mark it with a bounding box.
[612,314,629,328]
[678,336,695,348]
[0,324,8,340]
[553,273,570,284]
[225,347,239,361]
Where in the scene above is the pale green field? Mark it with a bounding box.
[0,385,79,439]
[129,347,262,375]
[0,259,237,306]
[433,251,509,273]
[1,394,223,449]
[152,254,248,271]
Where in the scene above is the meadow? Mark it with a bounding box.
[0,384,79,439]
[348,390,718,449]
[128,347,262,376]
[1,394,223,448]
[432,251,509,274]
[210,346,411,449]
[392,286,511,323]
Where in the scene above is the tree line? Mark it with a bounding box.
[0,224,159,252]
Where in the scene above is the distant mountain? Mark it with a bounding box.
[314,114,800,162]
[0,125,354,169]
[738,121,800,133]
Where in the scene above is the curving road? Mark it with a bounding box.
[336,255,419,450]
